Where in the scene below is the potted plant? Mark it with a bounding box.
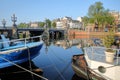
[103,28,116,62]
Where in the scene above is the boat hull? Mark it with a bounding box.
[71,54,106,80]
[0,43,43,68]
[72,63,87,79]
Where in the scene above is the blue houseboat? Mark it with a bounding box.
[0,35,43,68]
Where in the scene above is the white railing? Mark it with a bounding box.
[84,46,120,65]
[0,35,42,50]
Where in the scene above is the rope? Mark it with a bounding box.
[0,70,36,75]
[49,47,66,63]
[85,65,90,80]
[27,46,34,80]
[0,53,48,80]
[54,61,71,80]
[46,52,66,80]
[91,65,118,70]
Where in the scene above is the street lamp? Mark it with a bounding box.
[1,19,6,28]
[11,14,19,39]
[11,14,17,27]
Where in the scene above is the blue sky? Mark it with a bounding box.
[0,0,120,26]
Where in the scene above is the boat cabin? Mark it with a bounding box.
[84,47,120,80]
[0,35,10,49]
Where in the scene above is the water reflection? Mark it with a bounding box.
[0,61,43,80]
[0,34,90,80]
[33,35,87,80]
[44,36,89,49]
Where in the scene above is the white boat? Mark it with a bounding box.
[72,46,120,80]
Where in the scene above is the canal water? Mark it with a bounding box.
[0,38,86,80]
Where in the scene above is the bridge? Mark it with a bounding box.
[0,27,66,39]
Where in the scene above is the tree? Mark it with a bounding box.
[17,23,28,28]
[87,2,115,30]
[88,2,104,27]
[88,2,104,17]
[82,16,89,27]
[45,19,51,28]
[38,22,45,27]
[52,22,56,28]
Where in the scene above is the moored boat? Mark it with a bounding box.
[0,34,43,68]
[72,47,120,80]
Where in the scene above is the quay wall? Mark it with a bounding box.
[67,29,119,39]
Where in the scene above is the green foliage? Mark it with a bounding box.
[17,23,28,28]
[87,1,115,28]
[52,22,56,28]
[45,19,51,28]
[19,33,23,39]
[82,16,89,27]
[38,22,45,27]
[88,2,104,18]
[103,28,115,49]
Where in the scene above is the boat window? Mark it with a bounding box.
[98,66,106,73]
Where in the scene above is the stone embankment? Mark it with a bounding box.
[67,29,120,39]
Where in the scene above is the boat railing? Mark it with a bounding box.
[0,35,42,49]
[84,46,120,65]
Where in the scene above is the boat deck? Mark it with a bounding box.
[84,47,120,65]
[0,42,42,51]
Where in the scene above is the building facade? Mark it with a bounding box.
[56,16,83,29]
[29,22,39,28]
[109,11,120,32]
